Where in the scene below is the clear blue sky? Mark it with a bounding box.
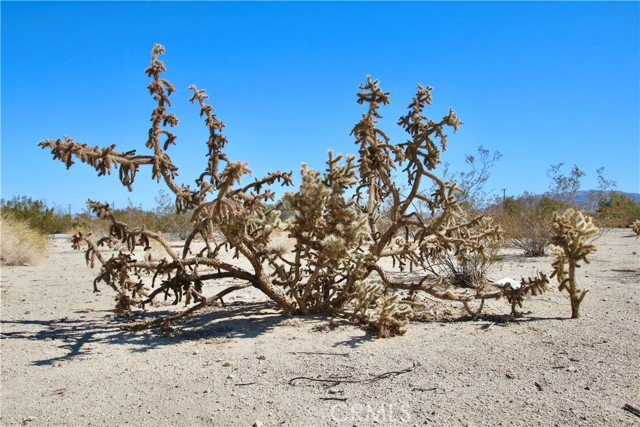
[2,1,639,213]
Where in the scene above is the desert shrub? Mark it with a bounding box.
[70,211,111,236]
[0,214,48,265]
[0,196,73,234]
[112,201,160,232]
[595,192,640,228]
[440,145,502,213]
[40,44,552,335]
[632,219,640,236]
[492,195,567,256]
[154,189,194,239]
[428,251,492,290]
[550,208,598,319]
[546,163,585,205]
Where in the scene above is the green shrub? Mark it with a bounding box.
[112,202,159,231]
[0,196,73,234]
[595,192,640,228]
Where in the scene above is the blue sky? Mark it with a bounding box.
[2,1,639,213]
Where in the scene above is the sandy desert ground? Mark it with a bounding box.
[1,229,639,426]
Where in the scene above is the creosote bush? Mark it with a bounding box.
[40,44,557,336]
[0,196,73,234]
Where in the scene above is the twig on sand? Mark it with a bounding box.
[411,387,438,392]
[288,363,417,387]
[289,351,350,357]
[623,403,640,418]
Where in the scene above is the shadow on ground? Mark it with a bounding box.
[0,301,309,365]
[1,299,571,366]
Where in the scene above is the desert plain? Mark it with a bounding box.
[1,229,639,426]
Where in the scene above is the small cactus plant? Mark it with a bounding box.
[550,208,598,318]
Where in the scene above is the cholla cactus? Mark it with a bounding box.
[550,208,598,318]
[350,282,412,337]
[631,219,640,236]
[351,281,383,322]
[494,275,549,317]
[372,294,413,338]
[40,44,558,335]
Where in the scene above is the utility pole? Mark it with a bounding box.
[502,188,506,205]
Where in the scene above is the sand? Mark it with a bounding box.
[1,229,639,426]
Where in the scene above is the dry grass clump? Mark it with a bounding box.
[0,214,48,266]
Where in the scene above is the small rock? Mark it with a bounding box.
[203,389,211,394]
[227,374,236,380]
[193,350,199,355]
[253,421,264,427]
[222,361,234,367]
[567,366,577,372]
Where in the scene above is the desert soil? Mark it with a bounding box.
[1,229,639,426]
